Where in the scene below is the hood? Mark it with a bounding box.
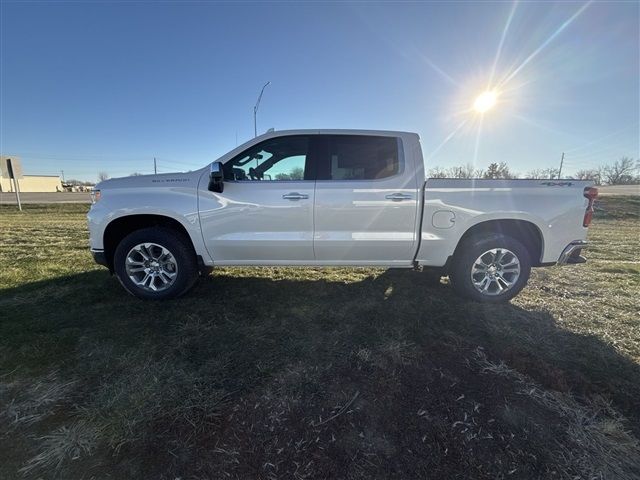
[96,169,205,190]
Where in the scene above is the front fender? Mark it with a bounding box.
[87,187,213,265]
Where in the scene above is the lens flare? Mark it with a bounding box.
[473,91,498,113]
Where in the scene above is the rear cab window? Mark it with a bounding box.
[318,135,401,181]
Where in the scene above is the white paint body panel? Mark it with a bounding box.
[415,179,592,266]
[313,133,421,265]
[88,129,593,269]
[87,170,211,262]
[198,180,315,263]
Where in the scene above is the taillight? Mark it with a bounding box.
[584,187,598,200]
[583,186,598,227]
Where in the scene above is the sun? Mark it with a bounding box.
[473,90,498,113]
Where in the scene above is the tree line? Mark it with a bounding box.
[91,157,638,186]
[428,157,639,185]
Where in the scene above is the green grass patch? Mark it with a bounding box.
[594,195,640,220]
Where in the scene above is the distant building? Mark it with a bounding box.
[0,174,63,192]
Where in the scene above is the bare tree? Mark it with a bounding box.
[483,162,518,179]
[573,169,602,185]
[429,163,506,179]
[97,171,110,182]
[525,168,560,179]
[602,157,638,185]
[427,166,448,178]
[129,172,144,176]
[274,167,304,181]
[66,179,95,186]
[448,164,483,179]
[424,159,638,184]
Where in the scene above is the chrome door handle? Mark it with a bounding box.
[385,193,413,201]
[282,192,309,200]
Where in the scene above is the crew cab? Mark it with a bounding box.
[87,129,597,302]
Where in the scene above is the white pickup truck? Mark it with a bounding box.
[87,129,597,302]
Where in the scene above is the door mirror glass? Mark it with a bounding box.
[208,161,224,193]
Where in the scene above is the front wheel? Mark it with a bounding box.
[449,234,531,303]
[113,227,199,300]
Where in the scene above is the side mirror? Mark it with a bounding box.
[208,161,224,193]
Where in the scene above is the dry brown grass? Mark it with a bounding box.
[475,348,639,479]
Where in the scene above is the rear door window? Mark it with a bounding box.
[318,135,400,181]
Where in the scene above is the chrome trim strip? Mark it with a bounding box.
[90,249,108,268]
[557,241,589,265]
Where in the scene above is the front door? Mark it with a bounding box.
[199,135,318,264]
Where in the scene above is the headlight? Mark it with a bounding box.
[91,189,101,203]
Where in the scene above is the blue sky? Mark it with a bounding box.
[1,1,638,181]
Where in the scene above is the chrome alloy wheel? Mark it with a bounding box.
[125,243,178,292]
[470,248,521,296]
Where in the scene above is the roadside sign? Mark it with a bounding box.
[1,155,23,179]
[1,155,23,210]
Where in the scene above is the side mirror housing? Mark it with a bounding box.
[208,161,224,193]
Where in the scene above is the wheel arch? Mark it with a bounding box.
[453,218,544,267]
[103,214,196,272]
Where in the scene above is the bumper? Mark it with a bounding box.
[557,240,588,265]
[91,249,109,268]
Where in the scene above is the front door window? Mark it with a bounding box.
[224,136,311,181]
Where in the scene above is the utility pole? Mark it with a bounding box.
[558,152,565,179]
[154,157,157,175]
[253,81,271,137]
[60,170,65,182]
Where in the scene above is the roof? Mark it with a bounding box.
[256,128,419,138]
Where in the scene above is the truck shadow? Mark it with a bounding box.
[1,267,639,429]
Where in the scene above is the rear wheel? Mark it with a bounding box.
[113,227,198,300]
[449,234,531,303]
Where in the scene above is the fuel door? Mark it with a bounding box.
[432,210,456,229]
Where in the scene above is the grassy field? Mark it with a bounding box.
[1,196,639,479]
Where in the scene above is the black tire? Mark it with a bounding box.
[113,227,199,300]
[449,234,531,303]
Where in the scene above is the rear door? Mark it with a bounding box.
[313,134,420,265]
